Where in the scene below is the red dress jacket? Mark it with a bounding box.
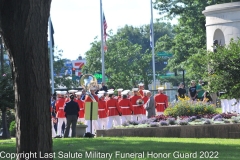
[75,99,84,118]
[118,99,134,115]
[98,99,108,118]
[154,93,168,112]
[55,97,66,118]
[84,94,99,102]
[106,98,121,116]
[130,95,143,115]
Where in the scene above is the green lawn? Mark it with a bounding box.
[0,137,239,160]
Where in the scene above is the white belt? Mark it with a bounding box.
[59,107,64,109]
[109,107,116,109]
[121,106,129,109]
[80,109,84,110]
[98,109,105,111]
[132,105,140,107]
[157,103,165,105]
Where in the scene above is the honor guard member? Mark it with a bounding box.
[154,87,168,115]
[97,93,108,129]
[84,86,99,133]
[106,90,121,129]
[117,88,123,101]
[123,90,130,99]
[142,90,149,120]
[64,94,80,137]
[66,90,78,102]
[98,90,106,100]
[130,88,144,121]
[50,104,56,138]
[75,92,85,124]
[138,83,145,97]
[55,91,67,137]
[118,91,134,124]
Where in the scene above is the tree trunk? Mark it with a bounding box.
[1,109,10,139]
[0,0,53,159]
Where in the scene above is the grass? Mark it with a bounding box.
[0,137,240,160]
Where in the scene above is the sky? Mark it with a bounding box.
[50,0,177,60]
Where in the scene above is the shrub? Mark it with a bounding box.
[9,120,16,137]
[164,100,218,117]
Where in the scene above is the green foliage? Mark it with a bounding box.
[165,100,217,117]
[0,64,14,111]
[9,120,15,137]
[53,49,80,89]
[0,110,15,129]
[204,39,240,99]
[154,0,238,80]
[84,23,174,89]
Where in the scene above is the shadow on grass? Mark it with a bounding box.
[0,137,239,160]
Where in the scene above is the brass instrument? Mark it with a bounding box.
[136,99,144,106]
[137,90,142,97]
[80,74,98,102]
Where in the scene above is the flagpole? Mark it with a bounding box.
[100,0,105,83]
[150,0,156,90]
[48,17,54,94]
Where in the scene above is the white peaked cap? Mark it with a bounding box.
[121,91,128,95]
[108,89,114,92]
[107,90,114,94]
[61,91,67,95]
[132,88,139,92]
[68,90,78,93]
[158,87,164,90]
[55,91,61,94]
[123,90,130,93]
[98,91,105,94]
[90,86,96,90]
[143,90,148,93]
[75,92,82,95]
[97,93,103,98]
[138,83,144,86]
[117,88,123,92]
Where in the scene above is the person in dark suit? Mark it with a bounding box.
[64,94,79,137]
[100,82,108,92]
[144,91,156,118]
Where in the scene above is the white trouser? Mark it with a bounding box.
[98,117,108,130]
[78,118,86,125]
[52,119,56,138]
[156,112,164,115]
[86,120,98,133]
[132,114,143,121]
[121,115,132,124]
[107,116,121,129]
[57,118,71,137]
[142,114,147,120]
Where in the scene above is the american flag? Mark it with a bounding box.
[103,13,108,52]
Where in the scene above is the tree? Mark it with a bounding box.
[204,39,240,99]
[0,0,52,159]
[84,23,174,89]
[0,36,14,139]
[154,0,239,79]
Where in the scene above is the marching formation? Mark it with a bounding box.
[51,83,169,138]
